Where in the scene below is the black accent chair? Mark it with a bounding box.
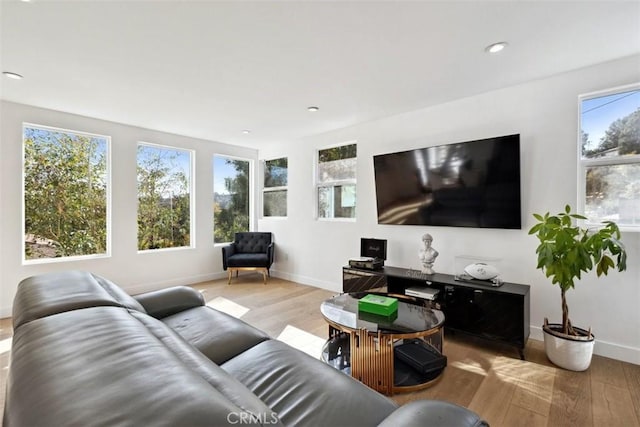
[222,232,274,284]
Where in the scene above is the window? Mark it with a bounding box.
[263,157,288,217]
[23,124,110,261]
[316,143,357,219]
[214,155,251,243]
[137,143,193,250]
[579,84,640,229]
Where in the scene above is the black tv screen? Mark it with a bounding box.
[373,134,521,229]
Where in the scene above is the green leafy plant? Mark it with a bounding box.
[529,205,627,336]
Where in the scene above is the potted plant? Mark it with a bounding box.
[529,205,627,371]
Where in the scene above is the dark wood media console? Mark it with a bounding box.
[342,265,530,359]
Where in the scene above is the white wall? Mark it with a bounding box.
[259,55,640,364]
[0,101,258,316]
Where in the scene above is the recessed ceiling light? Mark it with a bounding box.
[242,130,251,134]
[3,71,24,80]
[307,106,319,112]
[485,42,508,54]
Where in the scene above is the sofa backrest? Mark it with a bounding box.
[12,270,146,329]
[234,232,272,253]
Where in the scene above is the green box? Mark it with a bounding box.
[358,309,398,324]
[358,294,398,316]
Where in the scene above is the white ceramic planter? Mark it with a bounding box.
[543,324,595,371]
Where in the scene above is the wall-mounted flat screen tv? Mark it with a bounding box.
[373,134,521,229]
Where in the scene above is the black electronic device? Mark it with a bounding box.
[395,340,447,375]
[360,238,387,261]
[373,134,521,229]
[349,257,384,270]
[351,238,386,270]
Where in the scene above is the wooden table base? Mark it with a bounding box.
[227,267,268,284]
[350,329,395,395]
[327,323,444,396]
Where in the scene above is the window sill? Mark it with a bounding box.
[22,252,111,266]
[316,217,357,222]
[137,246,195,254]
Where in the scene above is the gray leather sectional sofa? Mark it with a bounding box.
[3,271,488,426]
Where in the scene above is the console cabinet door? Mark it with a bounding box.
[342,268,387,293]
[442,286,524,346]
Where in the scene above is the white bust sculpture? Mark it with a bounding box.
[419,233,439,275]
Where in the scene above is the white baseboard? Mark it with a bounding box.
[530,325,640,365]
[0,305,11,319]
[270,269,341,294]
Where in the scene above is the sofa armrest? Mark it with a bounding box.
[133,286,205,319]
[378,400,488,427]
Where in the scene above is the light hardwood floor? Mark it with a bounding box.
[1,276,638,426]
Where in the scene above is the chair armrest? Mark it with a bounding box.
[378,400,488,427]
[267,242,275,266]
[221,243,237,270]
[133,286,205,319]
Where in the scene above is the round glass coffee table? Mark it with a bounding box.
[320,292,446,396]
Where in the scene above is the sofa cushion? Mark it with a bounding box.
[162,306,270,364]
[226,253,270,268]
[12,270,145,329]
[131,311,282,426]
[222,339,399,426]
[5,306,270,427]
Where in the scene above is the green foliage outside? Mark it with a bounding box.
[24,127,108,259]
[582,107,640,223]
[264,158,288,217]
[318,144,357,163]
[214,159,250,243]
[264,157,288,187]
[317,144,357,218]
[582,109,640,158]
[137,145,191,250]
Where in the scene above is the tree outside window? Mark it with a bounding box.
[214,155,251,243]
[23,124,109,261]
[580,85,640,228]
[263,157,287,217]
[137,143,193,250]
[317,143,357,219]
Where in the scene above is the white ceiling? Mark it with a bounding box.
[2,1,639,148]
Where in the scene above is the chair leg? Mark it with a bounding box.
[228,269,233,285]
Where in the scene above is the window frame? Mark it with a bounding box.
[577,82,640,232]
[314,141,357,221]
[22,122,112,265]
[136,141,195,253]
[262,157,288,218]
[213,153,254,245]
